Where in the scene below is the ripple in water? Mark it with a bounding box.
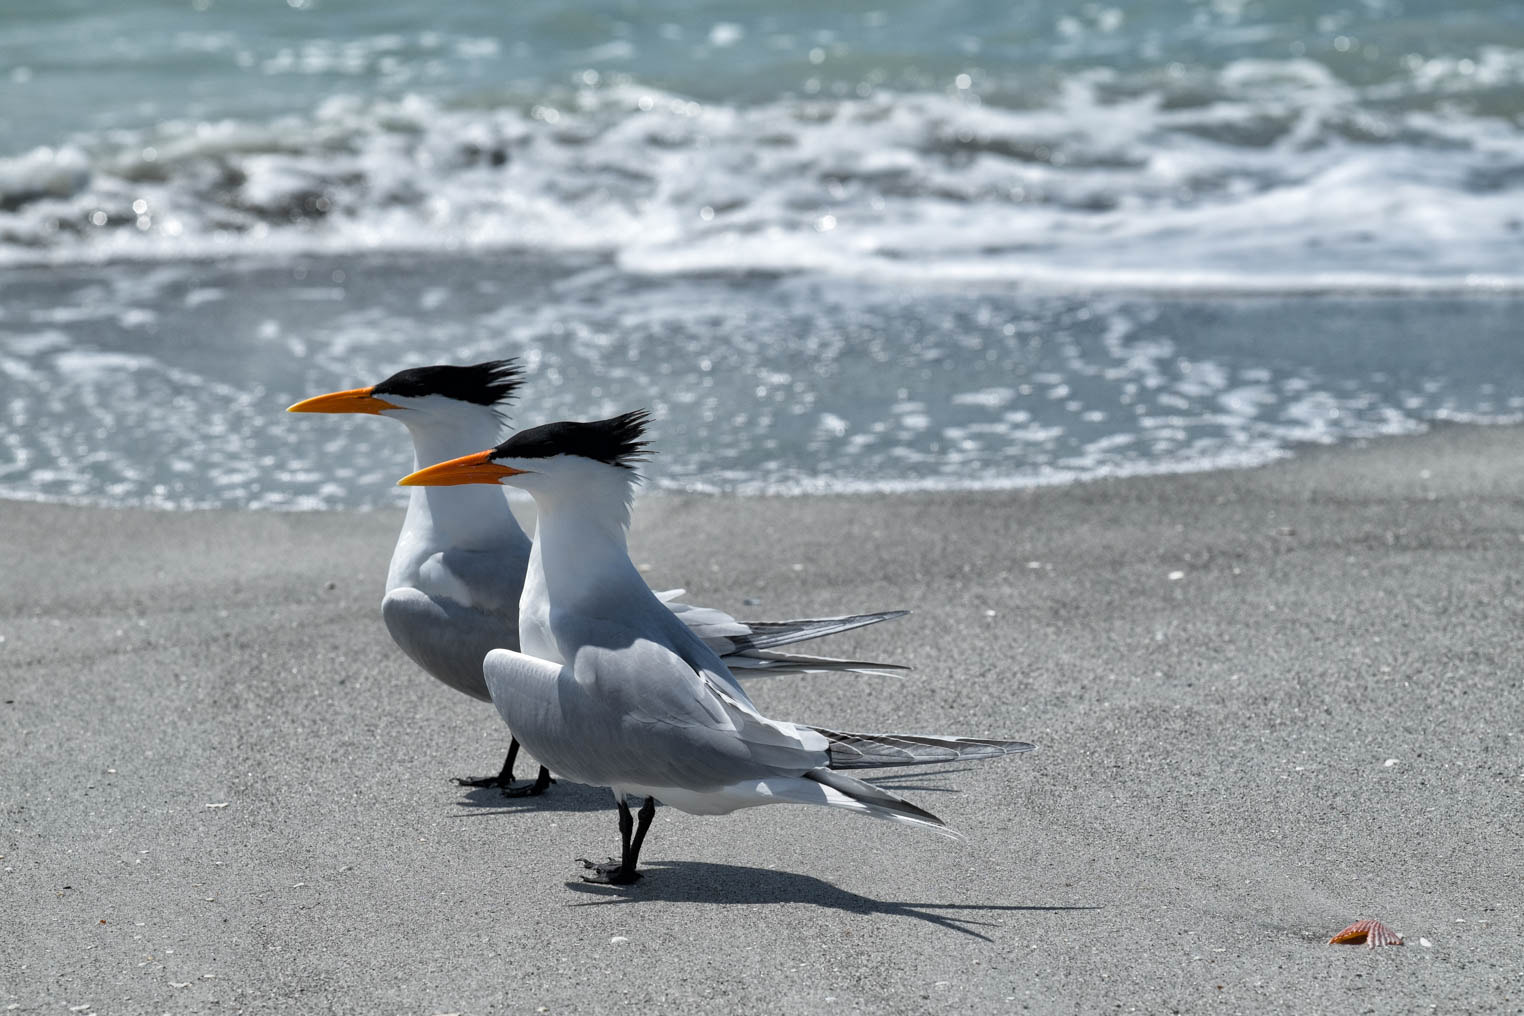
[0,255,1519,509]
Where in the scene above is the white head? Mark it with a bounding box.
[286,359,523,437]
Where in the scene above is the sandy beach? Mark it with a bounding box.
[4,423,1523,1014]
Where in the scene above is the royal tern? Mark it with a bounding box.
[399,411,1034,885]
[288,361,907,795]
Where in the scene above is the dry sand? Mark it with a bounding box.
[3,424,1523,1013]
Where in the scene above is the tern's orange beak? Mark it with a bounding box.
[286,386,401,415]
[398,450,526,487]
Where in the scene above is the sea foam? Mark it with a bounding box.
[2,62,1522,292]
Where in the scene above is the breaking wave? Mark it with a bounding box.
[4,52,1524,292]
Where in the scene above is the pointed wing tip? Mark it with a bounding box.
[724,651,911,676]
[726,607,914,652]
[797,660,912,675]
[977,740,1036,759]
[849,608,911,626]
[854,664,912,676]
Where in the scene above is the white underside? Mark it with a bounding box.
[604,778,963,840]
[610,777,845,816]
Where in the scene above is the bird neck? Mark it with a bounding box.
[404,412,508,471]
[523,477,642,610]
[387,417,530,592]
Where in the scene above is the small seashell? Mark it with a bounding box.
[1329,918,1403,948]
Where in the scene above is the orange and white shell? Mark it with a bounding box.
[1329,919,1404,948]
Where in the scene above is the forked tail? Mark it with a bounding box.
[720,609,911,653]
[723,649,908,677]
[802,768,963,840]
[814,728,1035,770]
[661,596,912,677]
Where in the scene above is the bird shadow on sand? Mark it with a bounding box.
[447,779,611,815]
[564,860,1095,941]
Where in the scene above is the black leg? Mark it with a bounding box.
[628,797,656,866]
[452,740,554,797]
[452,740,518,788]
[617,798,634,846]
[501,764,553,798]
[579,796,656,885]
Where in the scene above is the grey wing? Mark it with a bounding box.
[659,594,749,642]
[711,610,911,654]
[415,545,527,616]
[382,586,519,703]
[663,598,910,677]
[481,646,564,746]
[812,729,1036,769]
[723,650,908,677]
[543,614,833,792]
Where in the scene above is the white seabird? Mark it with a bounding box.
[289,361,907,794]
[399,410,1033,884]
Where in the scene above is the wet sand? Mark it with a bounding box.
[4,424,1522,1013]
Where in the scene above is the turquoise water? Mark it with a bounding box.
[1,1,1522,506]
[6,0,1524,282]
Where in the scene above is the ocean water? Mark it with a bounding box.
[1,0,1522,508]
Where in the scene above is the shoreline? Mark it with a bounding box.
[5,260,1522,516]
[4,423,1523,1012]
[5,416,1523,514]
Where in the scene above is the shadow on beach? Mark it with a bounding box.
[563,860,1096,940]
[447,779,614,815]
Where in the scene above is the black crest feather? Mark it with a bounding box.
[493,410,651,470]
[372,359,524,412]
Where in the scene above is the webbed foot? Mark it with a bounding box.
[499,767,554,798]
[451,742,551,797]
[578,856,642,885]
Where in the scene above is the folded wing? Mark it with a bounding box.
[658,592,910,676]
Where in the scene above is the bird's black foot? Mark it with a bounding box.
[577,796,655,885]
[499,767,554,798]
[578,857,642,885]
[451,742,552,797]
